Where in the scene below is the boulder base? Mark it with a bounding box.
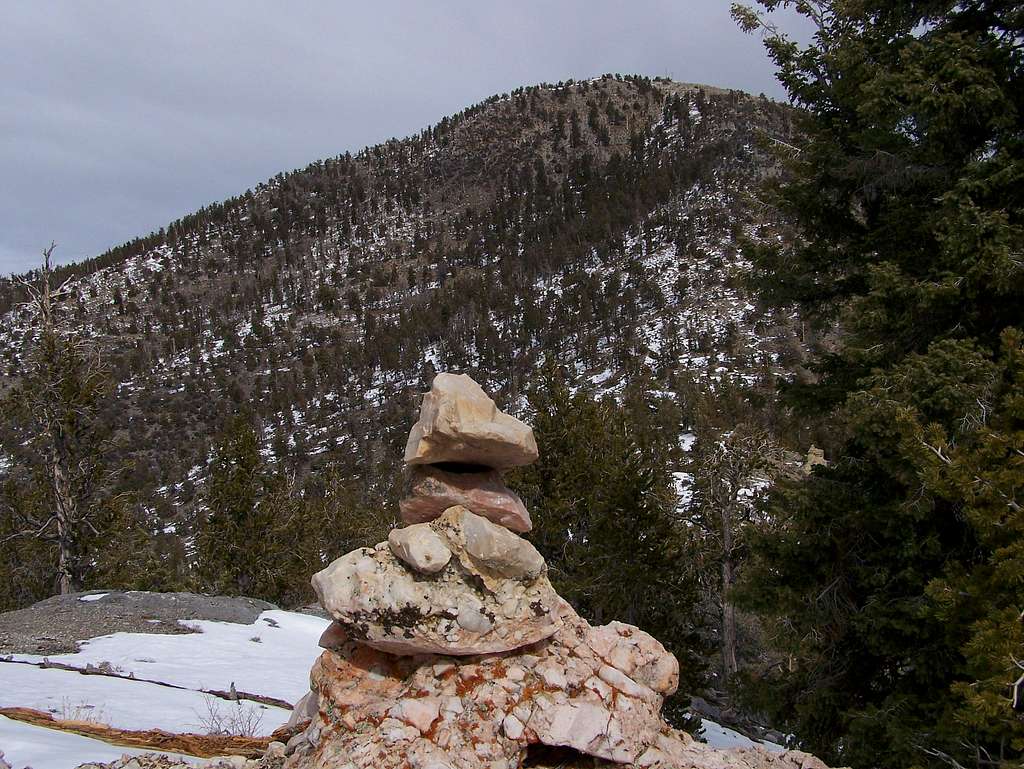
[284,605,828,769]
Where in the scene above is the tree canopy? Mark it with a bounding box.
[731,2,1024,766]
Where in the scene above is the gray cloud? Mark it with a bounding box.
[0,1,808,274]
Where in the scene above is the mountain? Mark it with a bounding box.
[0,74,801,554]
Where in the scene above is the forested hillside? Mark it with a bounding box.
[0,74,805,599]
[727,3,1024,768]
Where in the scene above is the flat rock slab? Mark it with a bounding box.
[311,507,560,656]
[404,373,538,469]
[400,464,532,532]
[0,591,278,655]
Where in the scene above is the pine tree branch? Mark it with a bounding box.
[1,514,57,543]
[919,439,1021,514]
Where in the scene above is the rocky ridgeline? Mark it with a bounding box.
[277,373,828,769]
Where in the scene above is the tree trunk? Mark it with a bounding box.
[721,556,738,682]
[52,441,78,595]
[16,244,102,597]
[721,501,738,683]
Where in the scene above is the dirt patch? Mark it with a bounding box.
[0,591,277,655]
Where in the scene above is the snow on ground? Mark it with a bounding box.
[13,610,330,705]
[2,609,328,769]
[0,664,290,733]
[701,719,785,753]
[673,470,695,511]
[0,716,201,769]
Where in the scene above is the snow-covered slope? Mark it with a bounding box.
[0,717,201,769]
[0,609,328,768]
[9,610,328,706]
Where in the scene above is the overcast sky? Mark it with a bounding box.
[1,1,805,275]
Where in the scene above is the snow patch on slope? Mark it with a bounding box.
[13,610,328,704]
[2,609,328,768]
[0,715,201,769]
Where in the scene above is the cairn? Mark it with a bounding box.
[282,373,827,769]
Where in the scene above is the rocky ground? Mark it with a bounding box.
[0,591,277,655]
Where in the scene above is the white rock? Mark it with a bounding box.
[456,600,493,634]
[460,507,544,579]
[311,508,561,656]
[388,524,452,574]
[404,373,538,469]
[502,714,525,740]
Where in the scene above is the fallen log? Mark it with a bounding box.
[0,707,295,759]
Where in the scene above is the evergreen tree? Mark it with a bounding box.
[731,2,1023,766]
[690,427,781,692]
[0,245,115,596]
[510,365,706,723]
[195,415,283,598]
[0,473,56,611]
[86,495,186,593]
[195,415,393,605]
[922,330,1024,765]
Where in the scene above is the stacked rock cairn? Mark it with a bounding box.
[283,373,826,769]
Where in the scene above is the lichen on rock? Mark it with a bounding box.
[311,506,562,656]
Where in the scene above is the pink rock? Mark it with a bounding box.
[597,664,660,704]
[285,690,318,731]
[283,604,829,769]
[389,697,442,733]
[585,620,680,696]
[528,699,635,763]
[400,465,532,532]
[317,621,348,650]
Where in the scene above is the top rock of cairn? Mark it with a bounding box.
[403,373,538,470]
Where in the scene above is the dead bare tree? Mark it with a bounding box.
[692,427,784,684]
[3,243,112,594]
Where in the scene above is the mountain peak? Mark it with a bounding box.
[0,76,799,546]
